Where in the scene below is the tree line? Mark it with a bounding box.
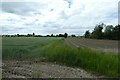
[84,23,120,40]
[2,33,68,38]
[2,23,119,40]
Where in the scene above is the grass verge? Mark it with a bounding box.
[42,39,118,77]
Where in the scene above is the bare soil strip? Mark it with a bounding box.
[65,38,118,53]
[2,60,104,78]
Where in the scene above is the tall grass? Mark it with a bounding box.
[2,37,119,77]
[42,40,118,77]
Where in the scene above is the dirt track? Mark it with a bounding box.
[2,60,105,78]
[65,38,118,53]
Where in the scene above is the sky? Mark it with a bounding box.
[0,0,119,35]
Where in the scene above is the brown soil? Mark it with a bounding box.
[2,60,104,78]
[64,38,118,53]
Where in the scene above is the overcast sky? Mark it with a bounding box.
[0,0,119,35]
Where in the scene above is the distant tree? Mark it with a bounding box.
[84,30,90,38]
[51,34,54,37]
[35,35,42,37]
[71,34,76,37]
[59,34,64,37]
[17,34,20,37]
[6,35,10,37]
[27,34,32,37]
[104,25,113,39]
[112,24,120,40]
[46,35,50,37]
[116,24,120,40]
[83,23,120,40]
[33,33,35,36]
[56,35,59,37]
[64,33,68,38]
[92,23,104,39]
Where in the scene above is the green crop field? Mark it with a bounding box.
[2,37,60,60]
[2,37,119,77]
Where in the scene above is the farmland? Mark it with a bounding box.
[2,37,58,60]
[65,38,118,53]
[2,37,119,78]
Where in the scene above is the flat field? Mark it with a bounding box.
[2,37,119,78]
[2,37,58,60]
[65,38,118,53]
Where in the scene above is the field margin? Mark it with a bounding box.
[0,36,2,79]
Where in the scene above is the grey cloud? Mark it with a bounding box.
[60,11,69,19]
[43,29,62,34]
[60,7,84,20]
[2,26,12,32]
[43,22,61,28]
[119,2,120,24]
[1,17,22,25]
[24,23,34,26]
[34,12,42,15]
[35,19,39,21]
[1,24,37,35]
[65,0,73,8]
[44,28,86,35]
[6,18,20,22]
[2,2,47,16]
[21,17,27,20]
[2,25,24,32]
[63,26,94,30]
[1,0,118,35]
